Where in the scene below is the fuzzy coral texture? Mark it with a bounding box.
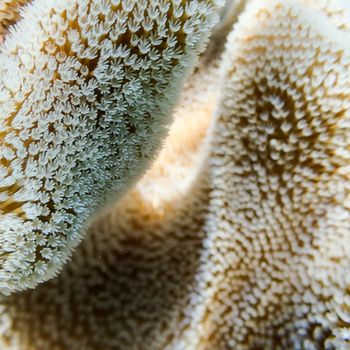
[0,0,30,42]
[0,0,222,294]
[1,0,350,349]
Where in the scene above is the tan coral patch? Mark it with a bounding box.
[0,0,30,42]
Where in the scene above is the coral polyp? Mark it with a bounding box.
[0,0,30,42]
[0,0,222,294]
[0,0,350,349]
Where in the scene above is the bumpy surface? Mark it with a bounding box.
[196,1,350,348]
[0,0,30,42]
[0,53,222,350]
[304,0,350,34]
[0,0,222,294]
[1,0,350,349]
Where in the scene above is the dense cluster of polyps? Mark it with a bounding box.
[201,0,350,348]
[0,47,222,350]
[0,0,350,349]
[0,0,30,41]
[0,0,223,294]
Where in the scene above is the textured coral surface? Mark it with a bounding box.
[1,0,350,349]
[0,49,222,350]
[0,0,222,294]
[0,0,30,42]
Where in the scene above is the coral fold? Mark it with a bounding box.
[0,0,350,349]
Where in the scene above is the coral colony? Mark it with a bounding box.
[0,0,222,294]
[0,0,350,350]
